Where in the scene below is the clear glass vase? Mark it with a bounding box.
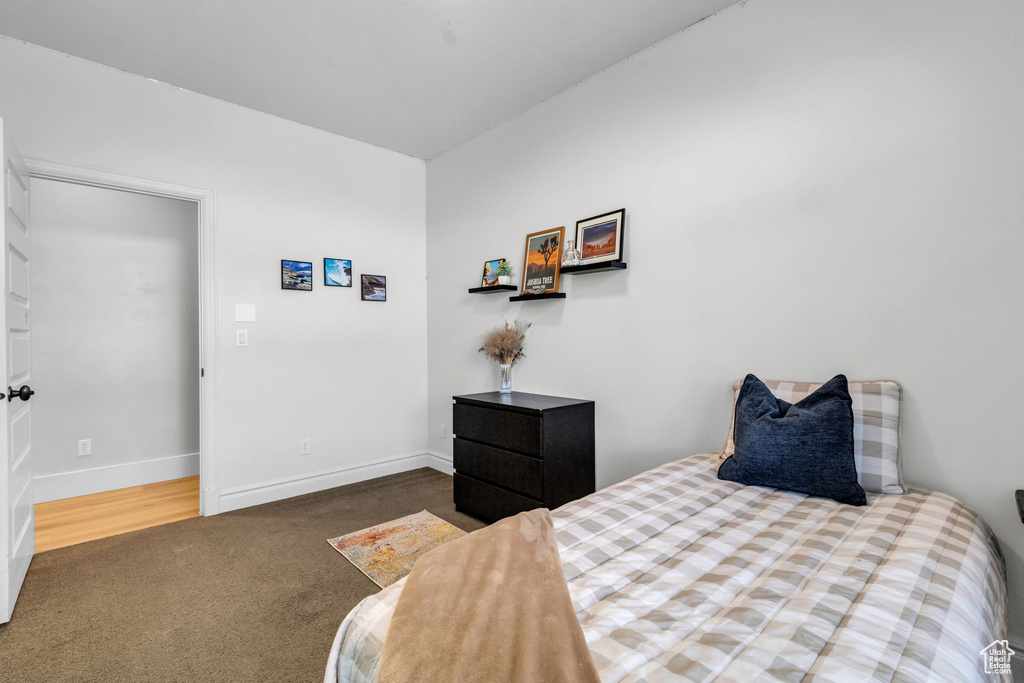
[499,363,512,394]
[562,240,581,267]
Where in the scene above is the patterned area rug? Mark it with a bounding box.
[327,510,466,588]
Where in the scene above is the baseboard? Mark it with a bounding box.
[425,450,453,474]
[218,451,444,514]
[201,486,221,517]
[33,453,200,503]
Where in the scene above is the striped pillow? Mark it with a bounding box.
[722,378,904,495]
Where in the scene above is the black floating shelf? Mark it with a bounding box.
[561,260,627,275]
[468,285,518,294]
[509,292,567,302]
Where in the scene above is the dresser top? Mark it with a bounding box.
[454,391,593,414]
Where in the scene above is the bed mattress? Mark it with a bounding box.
[325,453,1007,682]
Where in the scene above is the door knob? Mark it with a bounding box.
[8,385,34,402]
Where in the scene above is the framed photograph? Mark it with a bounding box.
[361,274,387,301]
[480,258,507,287]
[281,260,313,291]
[324,258,353,287]
[521,227,564,295]
[576,208,625,265]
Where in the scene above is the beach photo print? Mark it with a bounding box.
[361,274,387,301]
[324,258,353,287]
[281,259,313,291]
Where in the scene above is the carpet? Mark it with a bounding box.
[0,467,486,683]
[328,510,466,588]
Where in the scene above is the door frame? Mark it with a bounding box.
[23,157,220,515]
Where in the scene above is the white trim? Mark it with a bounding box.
[219,452,441,513]
[424,450,453,474]
[33,453,200,503]
[202,484,221,516]
[22,157,219,516]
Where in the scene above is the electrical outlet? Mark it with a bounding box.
[439,423,446,439]
[78,439,91,456]
[300,438,311,455]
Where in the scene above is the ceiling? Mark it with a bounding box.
[0,0,738,159]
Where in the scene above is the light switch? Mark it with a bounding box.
[236,329,249,347]
[235,303,256,323]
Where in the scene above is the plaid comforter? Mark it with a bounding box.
[325,453,1008,682]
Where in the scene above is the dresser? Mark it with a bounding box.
[452,391,595,523]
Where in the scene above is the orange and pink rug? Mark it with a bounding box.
[327,510,466,588]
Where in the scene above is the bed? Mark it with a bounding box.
[325,451,1007,682]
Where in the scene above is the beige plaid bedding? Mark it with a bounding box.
[325,453,1007,683]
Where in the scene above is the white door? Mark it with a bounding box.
[0,118,33,624]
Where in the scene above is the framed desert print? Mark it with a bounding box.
[521,227,564,295]
[480,258,506,287]
[576,208,625,265]
[324,258,352,287]
[361,274,387,301]
[281,260,313,291]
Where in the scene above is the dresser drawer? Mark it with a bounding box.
[453,438,543,500]
[454,473,542,523]
[453,403,542,456]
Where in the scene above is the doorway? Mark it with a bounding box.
[30,179,200,550]
[24,157,220,518]
[0,134,218,622]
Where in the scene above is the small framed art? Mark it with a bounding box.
[576,208,625,265]
[324,258,353,287]
[281,260,313,291]
[521,227,564,295]
[480,258,506,287]
[361,274,387,301]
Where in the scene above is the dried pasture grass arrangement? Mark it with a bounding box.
[478,320,531,366]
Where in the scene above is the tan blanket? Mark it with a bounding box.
[378,508,599,683]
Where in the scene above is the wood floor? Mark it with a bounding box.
[34,475,200,553]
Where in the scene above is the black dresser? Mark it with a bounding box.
[452,391,595,523]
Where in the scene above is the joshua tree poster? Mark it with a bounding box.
[520,226,564,295]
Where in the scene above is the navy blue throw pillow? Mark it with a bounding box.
[718,374,866,506]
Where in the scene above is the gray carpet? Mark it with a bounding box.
[0,467,486,683]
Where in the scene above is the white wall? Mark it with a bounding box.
[0,37,428,507]
[31,180,199,499]
[426,0,1024,641]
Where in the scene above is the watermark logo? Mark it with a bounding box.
[980,640,1014,676]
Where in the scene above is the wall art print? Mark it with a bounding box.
[361,274,387,301]
[520,227,563,295]
[324,258,353,287]
[575,208,625,265]
[281,259,313,291]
